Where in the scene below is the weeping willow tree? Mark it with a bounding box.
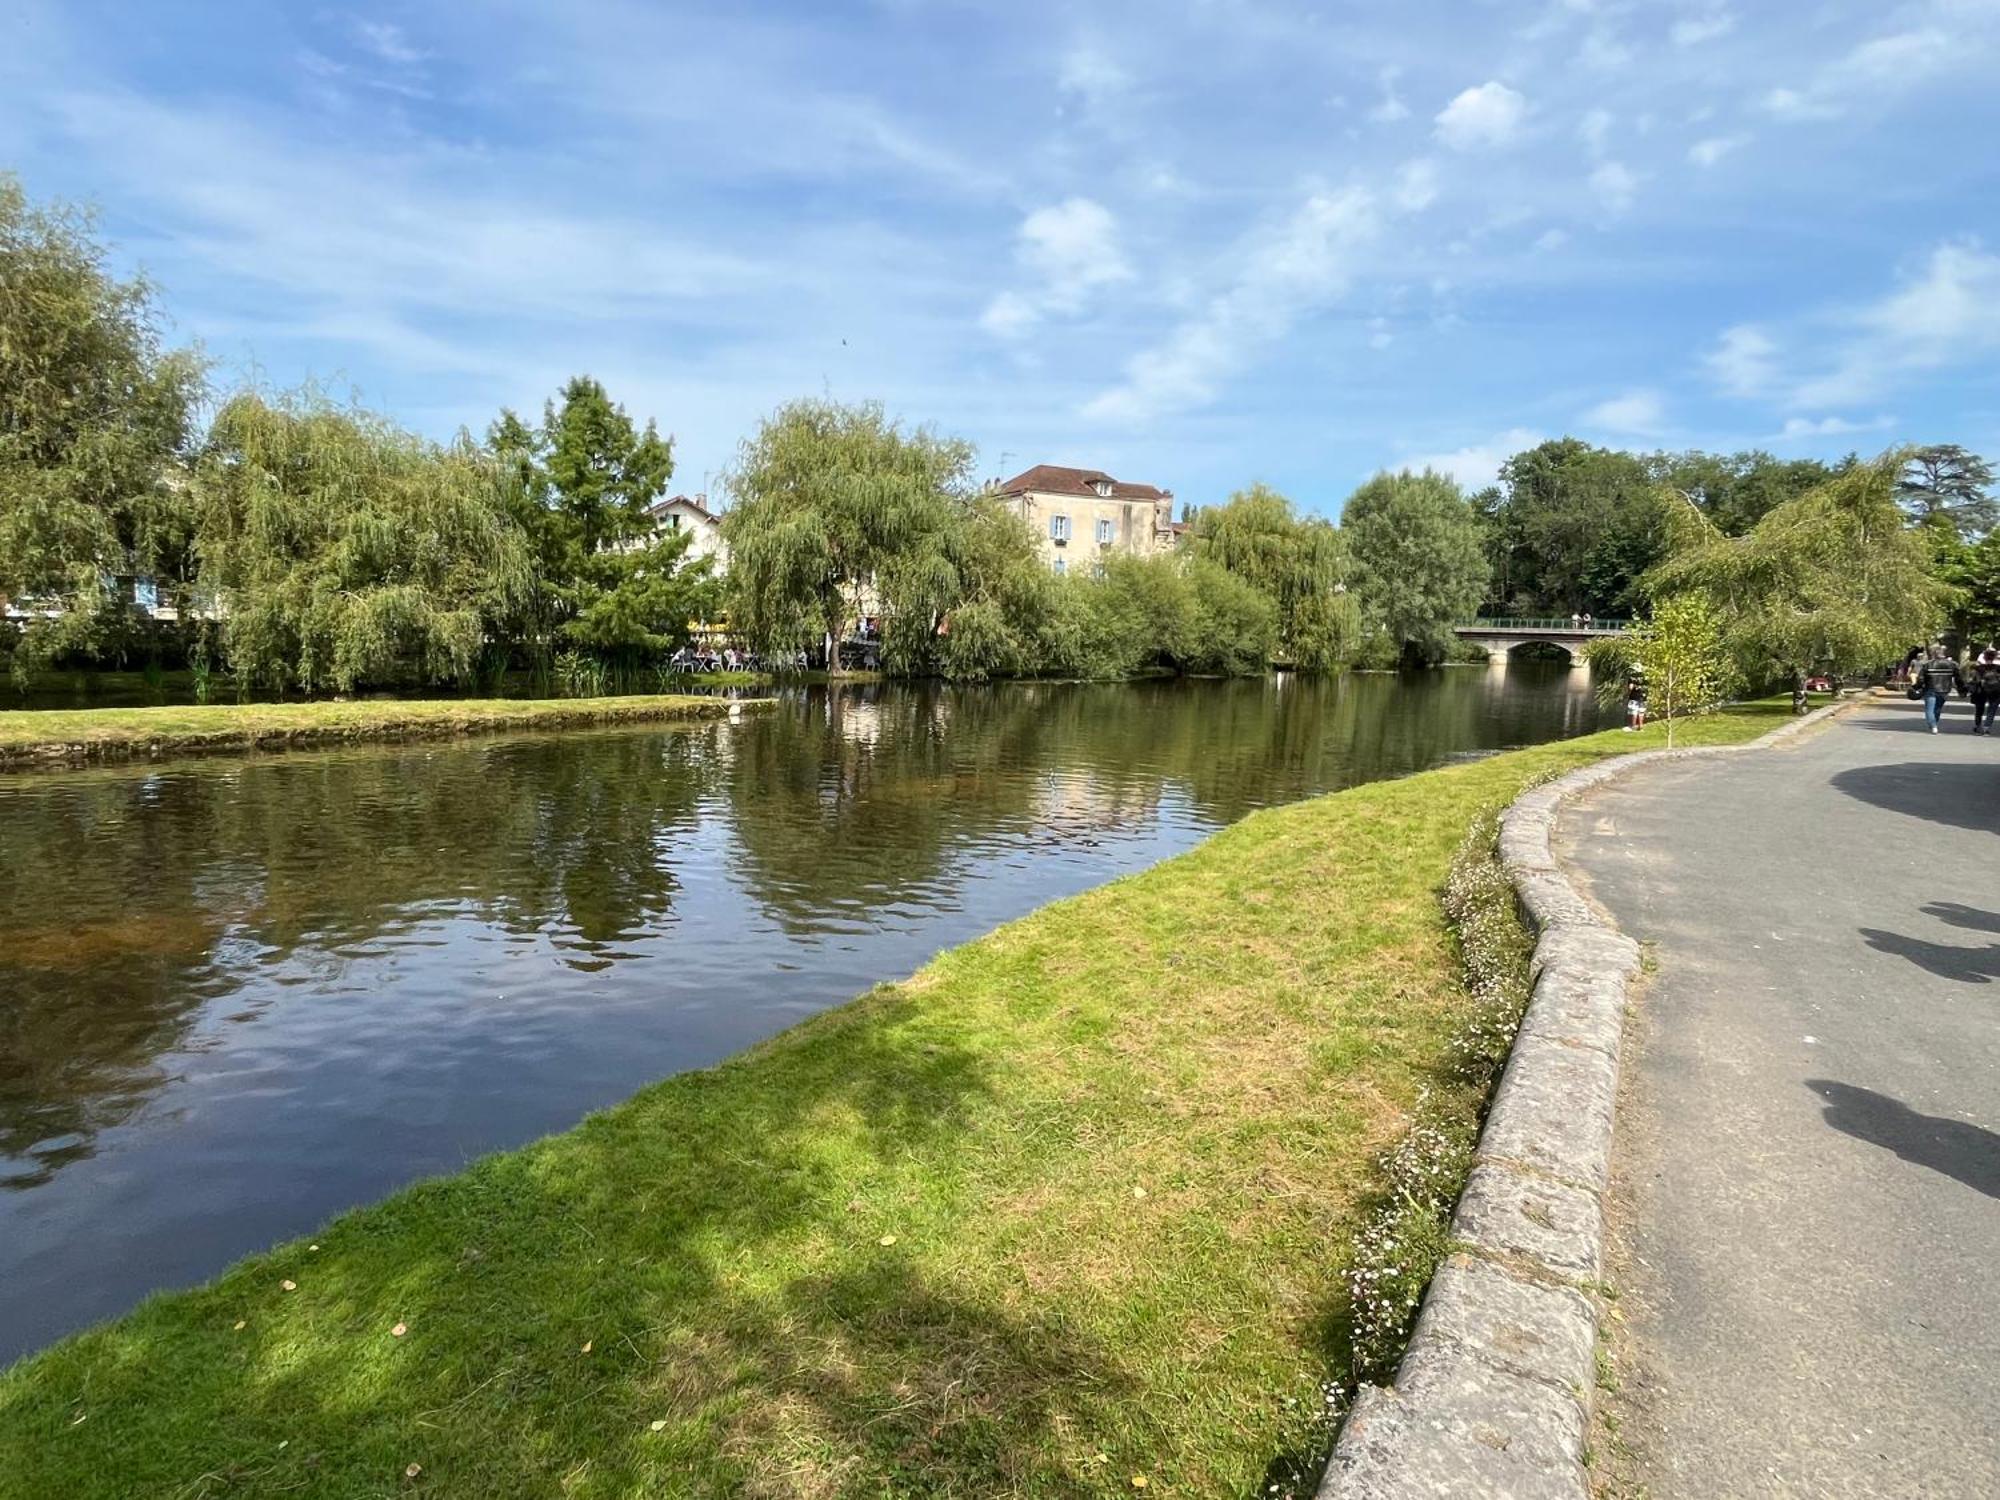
[721,398,974,670]
[1645,454,1944,711]
[0,176,206,676]
[1190,483,1359,670]
[192,391,532,693]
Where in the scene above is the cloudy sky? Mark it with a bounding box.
[3,0,1995,513]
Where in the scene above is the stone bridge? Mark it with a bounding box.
[1453,617,1630,666]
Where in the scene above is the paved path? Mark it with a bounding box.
[1557,696,1998,1498]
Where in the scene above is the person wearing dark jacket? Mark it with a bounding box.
[1968,649,2000,735]
[1917,646,1963,734]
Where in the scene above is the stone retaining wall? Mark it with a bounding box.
[1317,699,1865,1499]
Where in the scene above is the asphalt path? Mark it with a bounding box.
[1558,696,1998,1498]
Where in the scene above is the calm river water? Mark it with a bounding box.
[0,668,1608,1361]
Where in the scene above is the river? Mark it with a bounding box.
[0,667,1608,1362]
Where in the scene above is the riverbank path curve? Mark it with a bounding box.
[1555,693,1998,1496]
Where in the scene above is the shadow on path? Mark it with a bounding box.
[1829,762,2000,834]
[1859,923,2000,983]
[1806,1080,2000,1199]
[1925,901,2000,935]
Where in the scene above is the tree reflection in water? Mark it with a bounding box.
[0,667,1605,1354]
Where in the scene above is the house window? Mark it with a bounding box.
[1095,517,1114,545]
[1093,480,1113,497]
[1052,557,1067,576]
[1049,514,1072,543]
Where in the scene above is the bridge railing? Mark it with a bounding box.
[1453,617,1630,632]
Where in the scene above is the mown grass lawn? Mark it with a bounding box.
[0,704,1794,1498]
[0,693,754,768]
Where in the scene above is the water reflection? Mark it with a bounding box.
[0,667,1605,1360]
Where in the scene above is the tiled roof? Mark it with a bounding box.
[996,464,1171,501]
[648,493,721,524]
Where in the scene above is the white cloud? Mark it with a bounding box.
[353,20,426,67]
[1399,427,1543,489]
[1578,108,1614,158]
[1367,316,1394,350]
[1688,133,1749,166]
[1588,160,1640,212]
[1368,65,1411,123]
[1705,324,1780,398]
[1764,27,1960,121]
[1057,45,1132,100]
[1792,239,2000,406]
[1533,227,1570,252]
[1578,29,1632,70]
[1584,389,1665,433]
[1777,415,1891,439]
[1083,186,1378,423]
[980,197,1132,338]
[1434,81,1527,150]
[1396,157,1440,211]
[1671,9,1736,46]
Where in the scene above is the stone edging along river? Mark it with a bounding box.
[1318,693,1871,1500]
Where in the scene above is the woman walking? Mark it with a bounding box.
[1969,648,2000,735]
[1917,645,1964,734]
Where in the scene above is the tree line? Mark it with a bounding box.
[4,176,1992,698]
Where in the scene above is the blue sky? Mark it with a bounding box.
[3,0,1996,515]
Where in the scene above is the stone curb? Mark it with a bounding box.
[1317,695,1870,1499]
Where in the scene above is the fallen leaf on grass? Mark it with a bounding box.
[877,1235,898,1246]
[280,1280,296,1292]
[580,1340,593,1354]
[233,1321,246,1331]
[649,1420,667,1432]
[404,1462,422,1478]
[1131,1478,1149,1490]
[391,1323,407,1337]
[1132,1186,1147,1199]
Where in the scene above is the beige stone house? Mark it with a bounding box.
[994,465,1179,575]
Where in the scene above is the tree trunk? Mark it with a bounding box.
[1792,667,1809,715]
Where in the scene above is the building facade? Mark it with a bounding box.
[645,493,729,572]
[994,465,1178,575]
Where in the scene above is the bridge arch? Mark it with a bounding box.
[1450,617,1629,669]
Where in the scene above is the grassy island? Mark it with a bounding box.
[0,693,764,770]
[0,704,1795,1497]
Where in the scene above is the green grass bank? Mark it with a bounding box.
[0,703,1792,1497]
[0,693,763,771]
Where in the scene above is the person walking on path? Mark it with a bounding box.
[1969,648,2000,735]
[1916,644,1963,733]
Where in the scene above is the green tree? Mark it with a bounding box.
[1589,594,1728,747]
[489,378,709,663]
[1191,483,1357,670]
[1896,443,1996,539]
[722,399,973,669]
[1343,469,1491,665]
[193,390,532,693]
[1646,449,1842,537]
[1647,455,1943,711]
[1483,439,1664,614]
[1938,529,2000,645]
[0,177,205,673]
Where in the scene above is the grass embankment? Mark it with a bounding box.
[0,704,1793,1497]
[0,694,762,770]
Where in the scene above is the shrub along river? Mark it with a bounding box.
[0,666,1609,1362]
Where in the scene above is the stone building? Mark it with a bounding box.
[994,465,1179,575]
